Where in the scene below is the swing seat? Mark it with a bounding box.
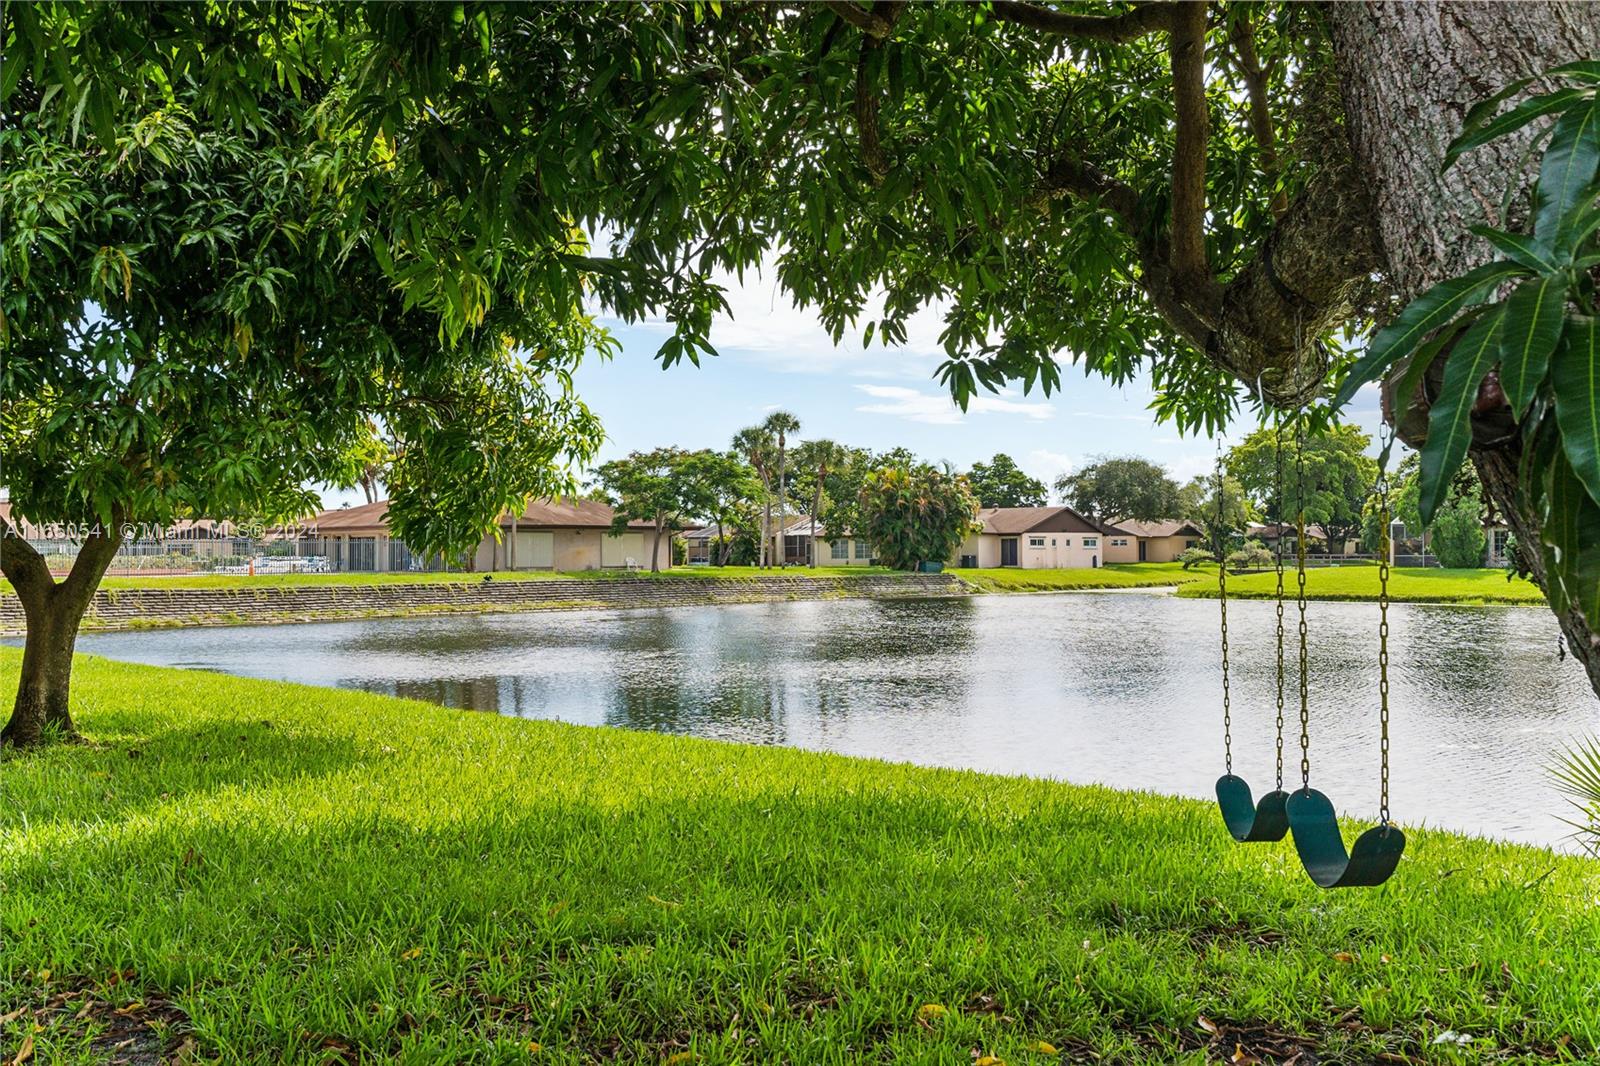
[1285,788,1405,888]
[1215,774,1290,842]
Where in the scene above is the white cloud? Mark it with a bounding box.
[854,385,1055,426]
[1166,452,1215,483]
[1026,449,1075,485]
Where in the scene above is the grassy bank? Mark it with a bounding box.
[3,654,1596,1064]
[2,565,896,594]
[956,562,1205,593]
[1177,566,1546,606]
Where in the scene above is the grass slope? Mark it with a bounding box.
[3,654,1596,1063]
[1177,566,1546,606]
[956,562,1205,593]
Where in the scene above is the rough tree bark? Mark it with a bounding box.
[1,521,125,747]
[1326,0,1600,694]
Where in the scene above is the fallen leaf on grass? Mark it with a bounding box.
[526,1042,541,1053]
[1332,952,1355,964]
[0,1008,25,1025]
[1197,1016,1220,1035]
[1232,1044,1261,1064]
[1026,1040,1058,1055]
[916,1004,948,1022]
[9,1034,33,1065]
[663,1053,694,1065]
[974,1056,1006,1066]
[400,948,422,961]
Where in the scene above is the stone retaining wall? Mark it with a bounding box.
[0,573,970,633]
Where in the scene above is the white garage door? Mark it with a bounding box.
[601,532,645,567]
[514,530,554,569]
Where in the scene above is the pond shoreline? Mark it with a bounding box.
[0,572,970,634]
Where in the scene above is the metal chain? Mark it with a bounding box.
[1376,422,1395,825]
[1273,417,1286,790]
[1295,425,1311,790]
[1216,444,1231,775]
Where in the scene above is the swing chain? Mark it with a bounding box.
[1377,422,1394,826]
[1295,427,1310,791]
[1273,417,1286,790]
[1216,444,1231,775]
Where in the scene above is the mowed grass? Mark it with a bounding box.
[3,654,1597,1063]
[1177,566,1546,606]
[0,565,896,594]
[956,562,1205,593]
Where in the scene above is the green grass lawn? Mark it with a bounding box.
[1176,566,1547,606]
[956,562,1207,593]
[0,565,896,594]
[3,654,1596,1063]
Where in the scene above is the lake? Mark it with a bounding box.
[70,591,1600,848]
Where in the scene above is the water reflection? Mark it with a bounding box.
[65,592,1599,847]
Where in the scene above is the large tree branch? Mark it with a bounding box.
[822,0,894,40]
[0,514,55,614]
[987,1,1177,42]
[1226,13,1288,218]
[1167,1,1215,305]
[851,1,905,183]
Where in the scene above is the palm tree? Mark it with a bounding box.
[793,438,848,568]
[732,425,776,567]
[762,410,801,567]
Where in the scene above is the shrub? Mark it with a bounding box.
[1225,540,1275,570]
[1178,546,1215,570]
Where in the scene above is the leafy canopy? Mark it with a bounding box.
[1,4,604,560]
[966,453,1048,508]
[1055,456,1180,523]
[1225,424,1375,550]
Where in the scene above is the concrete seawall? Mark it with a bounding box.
[0,573,970,634]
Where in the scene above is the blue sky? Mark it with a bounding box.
[320,268,1387,508]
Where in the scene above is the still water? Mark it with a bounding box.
[74,592,1598,847]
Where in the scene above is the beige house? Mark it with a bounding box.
[951,506,1113,569]
[1102,519,1205,563]
[305,498,669,573]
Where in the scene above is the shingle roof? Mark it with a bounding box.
[309,498,655,534]
[1111,518,1203,538]
[976,506,1103,535]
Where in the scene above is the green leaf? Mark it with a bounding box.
[1331,260,1522,409]
[1551,314,1600,507]
[1418,306,1505,525]
[1444,86,1594,170]
[1541,444,1600,628]
[1392,315,1472,413]
[1499,275,1567,417]
[1535,96,1600,241]
[1468,225,1561,273]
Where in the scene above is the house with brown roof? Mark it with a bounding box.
[1101,519,1206,563]
[950,505,1115,569]
[303,498,669,573]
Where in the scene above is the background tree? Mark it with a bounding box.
[762,411,801,568]
[1179,475,1258,560]
[594,448,697,573]
[966,453,1048,508]
[792,438,850,567]
[731,426,776,568]
[681,450,758,567]
[0,30,603,747]
[1364,455,1488,569]
[1056,457,1181,523]
[856,465,981,571]
[1227,425,1376,553]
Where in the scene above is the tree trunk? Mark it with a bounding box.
[1,520,124,748]
[1326,0,1600,695]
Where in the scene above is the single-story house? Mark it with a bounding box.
[950,506,1112,569]
[1246,522,1361,557]
[305,497,670,573]
[764,516,875,567]
[1102,519,1206,563]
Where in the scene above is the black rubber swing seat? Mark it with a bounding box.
[1285,788,1405,888]
[1214,774,1289,842]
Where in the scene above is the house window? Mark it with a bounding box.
[1028,537,1046,548]
[1185,539,1198,549]
[1110,538,1128,547]
[831,539,849,560]
[1492,529,1509,558]
[1083,537,1098,548]
[855,540,871,559]
[1062,539,1071,547]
